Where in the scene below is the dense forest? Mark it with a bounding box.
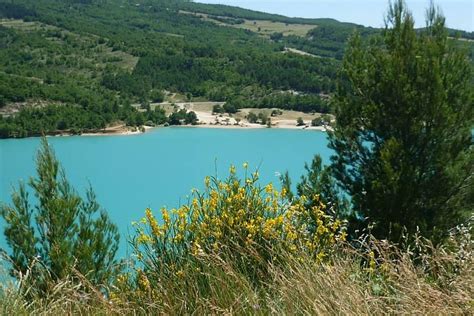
[0,0,472,138]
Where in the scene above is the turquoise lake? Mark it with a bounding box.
[0,127,332,258]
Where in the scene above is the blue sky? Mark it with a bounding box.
[195,0,473,32]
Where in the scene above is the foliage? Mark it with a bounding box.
[212,104,224,114]
[258,112,268,125]
[222,102,238,114]
[0,0,343,138]
[168,109,199,125]
[247,112,258,123]
[129,165,346,291]
[1,0,470,138]
[297,155,350,218]
[296,117,305,126]
[311,114,331,127]
[0,138,120,295]
[329,1,474,243]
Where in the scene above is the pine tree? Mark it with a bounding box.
[1,138,120,293]
[329,0,473,243]
[297,155,349,217]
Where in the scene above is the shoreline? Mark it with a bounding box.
[29,123,331,139]
[2,117,332,140]
[181,122,331,131]
[90,122,331,136]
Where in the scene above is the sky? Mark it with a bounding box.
[195,0,474,32]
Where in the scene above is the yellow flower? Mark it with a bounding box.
[265,183,273,194]
[317,251,326,262]
[229,164,236,175]
[243,162,248,169]
[146,208,161,237]
[161,208,170,226]
[137,233,153,245]
[338,231,348,242]
[204,176,211,188]
[369,251,376,272]
[139,273,150,289]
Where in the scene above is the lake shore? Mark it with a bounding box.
[37,104,333,138]
[71,123,330,137]
[185,122,331,131]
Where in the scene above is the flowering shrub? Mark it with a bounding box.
[129,164,347,288]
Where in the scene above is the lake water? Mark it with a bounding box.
[0,127,332,258]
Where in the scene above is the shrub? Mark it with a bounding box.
[311,117,323,126]
[185,111,198,125]
[129,165,346,292]
[247,112,258,123]
[223,103,238,114]
[0,138,120,295]
[212,104,223,114]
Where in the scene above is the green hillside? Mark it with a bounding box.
[0,0,472,138]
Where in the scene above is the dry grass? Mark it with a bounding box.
[234,108,329,123]
[1,233,471,315]
[179,11,316,38]
[0,19,55,32]
[232,19,315,37]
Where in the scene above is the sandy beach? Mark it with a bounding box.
[48,103,332,138]
[152,101,333,132]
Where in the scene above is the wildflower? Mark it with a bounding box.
[131,165,347,289]
[338,231,348,242]
[161,208,170,226]
[243,162,248,169]
[139,273,150,290]
[317,251,326,262]
[369,251,376,273]
[137,233,152,245]
[265,183,273,193]
[146,208,161,237]
[192,198,199,209]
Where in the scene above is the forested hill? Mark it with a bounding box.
[0,0,472,138]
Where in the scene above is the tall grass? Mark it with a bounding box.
[1,229,471,315]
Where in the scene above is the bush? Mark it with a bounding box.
[296,117,305,126]
[0,139,120,295]
[212,104,224,114]
[223,103,238,114]
[247,112,258,123]
[311,117,323,126]
[129,164,346,292]
[185,111,198,125]
[258,112,268,125]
